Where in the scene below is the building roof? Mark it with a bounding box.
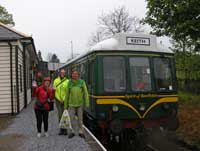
[0,22,38,62]
[0,22,31,40]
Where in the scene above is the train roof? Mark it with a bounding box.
[91,33,173,53]
[59,33,173,69]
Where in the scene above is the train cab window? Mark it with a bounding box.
[129,57,151,91]
[103,57,126,92]
[88,61,94,86]
[153,58,173,91]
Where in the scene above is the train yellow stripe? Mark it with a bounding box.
[90,95,126,99]
[96,99,142,118]
[96,97,178,119]
[90,94,178,99]
[142,97,178,118]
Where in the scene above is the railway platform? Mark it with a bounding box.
[0,101,101,151]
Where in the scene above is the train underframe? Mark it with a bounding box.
[84,112,179,151]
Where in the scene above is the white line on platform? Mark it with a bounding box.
[83,125,107,151]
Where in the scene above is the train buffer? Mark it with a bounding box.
[0,101,103,151]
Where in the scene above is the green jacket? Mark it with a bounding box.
[53,77,68,102]
[64,79,89,108]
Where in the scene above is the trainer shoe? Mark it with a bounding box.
[63,130,68,135]
[37,133,41,138]
[68,133,75,139]
[79,133,85,139]
[58,129,64,135]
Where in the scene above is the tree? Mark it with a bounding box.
[50,53,60,63]
[175,52,200,94]
[46,52,53,62]
[0,5,15,25]
[88,6,144,47]
[87,29,105,47]
[143,0,200,52]
[37,50,43,61]
[144,0,200,92]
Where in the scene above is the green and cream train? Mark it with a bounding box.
[58,33,178,147]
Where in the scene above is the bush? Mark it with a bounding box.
[178,91,200,105]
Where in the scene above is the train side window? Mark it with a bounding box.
[129,57,152,91]
[103,57,126,92]
[67,68,71,78]
[153,58,173,91]
[80,64,85,79]
[88,61,94,86]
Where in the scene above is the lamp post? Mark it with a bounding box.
[71,40,73,59]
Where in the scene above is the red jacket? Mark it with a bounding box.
[34,85,54,110]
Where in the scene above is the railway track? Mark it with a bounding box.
[83,125,165,151]
[146,144,160,151]
[83,125,162,151]
[83,125,193,151]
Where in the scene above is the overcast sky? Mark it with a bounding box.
[1,0,168,62]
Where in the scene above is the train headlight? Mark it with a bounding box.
[139,105,146,111]
[112,105,119,112]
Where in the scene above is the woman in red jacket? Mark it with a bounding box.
[34,77,54,138]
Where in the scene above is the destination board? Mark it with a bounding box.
[126,37,150,46]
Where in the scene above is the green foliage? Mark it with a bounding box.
[175,52,200,80]
[144,0,200,51]
[175,52,200,93]
[191,138,200,150]
[178,91,200,105]
[0,5,15,25]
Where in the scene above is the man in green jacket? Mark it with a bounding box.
[53,69,68,135]
[64,70,89,139]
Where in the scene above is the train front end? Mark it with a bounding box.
[89,34,179,146]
